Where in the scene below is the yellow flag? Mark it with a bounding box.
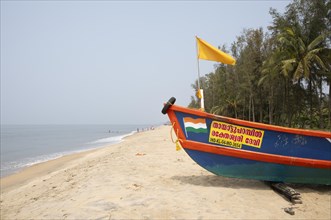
[196,37,236,65]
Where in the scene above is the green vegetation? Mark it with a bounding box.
[189,0,331,130]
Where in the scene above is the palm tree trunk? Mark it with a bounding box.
[329,78,331,128]
[309,76,313,127]
[252,95,255,122]
[259,88,263,123]
[269,85,274,124]
[318,76,323,128]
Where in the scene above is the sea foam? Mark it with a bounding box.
[1,125,142,177]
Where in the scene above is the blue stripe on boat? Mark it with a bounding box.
[184,148,331,185]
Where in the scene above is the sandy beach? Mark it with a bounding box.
[1,125,330,219]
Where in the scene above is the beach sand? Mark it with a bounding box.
[1,125,330,219]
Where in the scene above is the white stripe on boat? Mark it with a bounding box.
[184,122,207,129]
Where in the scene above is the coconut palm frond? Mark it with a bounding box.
[258,74,269,86]
[298,37,306,54]
[307,34,325,51]
[284,27,295,36]
[281,58,296,77]
[293,62,303,79]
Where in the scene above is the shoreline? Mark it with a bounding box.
[1,125,330,219]
[0,148,97,191]
[0,127,144,190]
[0,124,151,179]
[0,127,142,179]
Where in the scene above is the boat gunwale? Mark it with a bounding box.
[170,104,331,138]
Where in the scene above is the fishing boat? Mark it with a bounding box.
[161,37,331,185]
[162,97,331,185]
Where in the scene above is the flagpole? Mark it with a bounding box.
[195,36,201,91]
[195,36,204,111]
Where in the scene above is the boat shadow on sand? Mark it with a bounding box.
[284,183,331,195]
[171,174,267,190]
[171,174,331,193]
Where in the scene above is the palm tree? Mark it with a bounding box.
[278,28,327,79]
[277,27,328,127]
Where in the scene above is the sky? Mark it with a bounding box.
[1,0,290,125]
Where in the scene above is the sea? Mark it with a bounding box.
[0,124,152,177]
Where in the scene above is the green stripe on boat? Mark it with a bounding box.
[186,127,208,133]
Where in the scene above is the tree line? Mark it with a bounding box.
[189,0,331,130]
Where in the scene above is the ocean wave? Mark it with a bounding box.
[1,129,138,177]
[90,131,136,145]
[1,152,64,177]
